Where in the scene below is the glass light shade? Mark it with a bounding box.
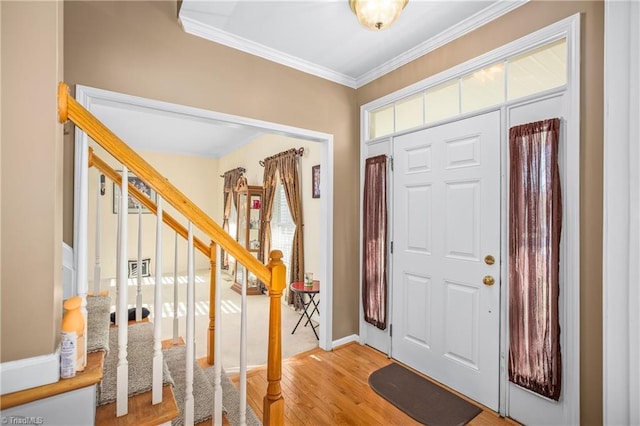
[349,0,408,31]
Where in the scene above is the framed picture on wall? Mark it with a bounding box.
[113,171,157,214]
[128,258,151,278]
[312,164,320,199]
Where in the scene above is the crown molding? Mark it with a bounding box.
[355,0,528,87]
[180,1,527,89]
[180,15,358,88]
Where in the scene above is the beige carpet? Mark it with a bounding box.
[100,269,319,372]
[217,271,319,371]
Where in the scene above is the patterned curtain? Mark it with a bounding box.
[221,168,244,269]
[278,152,305,307]
[259,157,278,274]
[508,118,562,400]
[362,155,388,330]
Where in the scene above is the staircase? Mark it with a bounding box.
[0,294,261,426]
[88,295,260,425]
[40,82,285,425]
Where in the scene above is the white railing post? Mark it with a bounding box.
[93,173,103,295]
[115,189,121,326]
[185,222,195,425]
[240,268,247,426]
[173,231,179,344]
[116,165,129,417]
[152,197,164,404]
[213,245,223,426]
[73,129,89,370]
[136,204,143,321]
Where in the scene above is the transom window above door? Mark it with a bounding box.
[368,38,567,140]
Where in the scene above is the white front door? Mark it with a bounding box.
[391,110,501,410]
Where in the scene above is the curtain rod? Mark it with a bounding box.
[259,147,304,167]
[219,167,246,178]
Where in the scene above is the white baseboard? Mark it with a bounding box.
[0,348,60,395]
[332,334,359,349]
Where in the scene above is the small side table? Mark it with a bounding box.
[290,280,320,340]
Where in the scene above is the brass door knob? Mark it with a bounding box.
[484,255,495,265]
[483,275,495,286]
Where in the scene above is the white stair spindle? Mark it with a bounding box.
[185,222,195,425]
[115,188,121,326]
[240,267,247,426]
[93,174,103,295]
[173,231,179,344]
[136,204,143,321]
[116,165,129,417]
[152,196,164,404]
[213,245,223,426]
[74,136,89,369]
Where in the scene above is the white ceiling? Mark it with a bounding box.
[179,0,526,88]
[95,0,527,158]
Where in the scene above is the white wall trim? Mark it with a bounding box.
[62,242,75,300]
[332,334,359,349]
[74,85,335,351]
[359,14,580,424]
[179,15,357,89]
[0,349,60,395]
[603,1,640,424]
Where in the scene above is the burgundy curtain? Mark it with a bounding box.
[508,118,562,400]
[362,155,388,330]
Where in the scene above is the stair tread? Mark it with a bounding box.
[0,351,105,410]
[95,384,179,426]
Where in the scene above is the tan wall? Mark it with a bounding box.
[357,2,604,423]
[1,1,64,362]
[87,143,219,282]
[64,1,360,340]
[216,134,323,280]
[64,2,604,421]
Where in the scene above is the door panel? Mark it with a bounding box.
[392,111,501,410]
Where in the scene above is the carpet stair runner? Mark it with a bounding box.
[88,296,261,425]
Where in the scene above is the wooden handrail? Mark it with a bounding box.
[58,82,271,285]
[89,148,210,258]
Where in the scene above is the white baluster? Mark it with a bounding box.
[173,231,179,344]
[152,197,163,404]
[240,267,247,426]
[213,245,223,426]
[116,165,129,417]
[185,222,195,425]
[93,174,103,295]
[115,187,121,326]
[136,203,143,321]
[73,135,89,369]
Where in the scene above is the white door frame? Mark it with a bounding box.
[603,1,640,424]
[72,85,335,351]
[359,15,581,422]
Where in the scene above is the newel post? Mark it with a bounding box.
[264,250,285,425]
[207,242,217,366]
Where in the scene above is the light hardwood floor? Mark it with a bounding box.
[232,342,519,426]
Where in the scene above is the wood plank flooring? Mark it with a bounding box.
[231,342,518,426]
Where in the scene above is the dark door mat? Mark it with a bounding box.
[368,363,482,426]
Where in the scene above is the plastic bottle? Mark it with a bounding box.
[61,296,86,376]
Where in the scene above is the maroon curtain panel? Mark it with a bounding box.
[508,118,562,400]
[362,155,388,330]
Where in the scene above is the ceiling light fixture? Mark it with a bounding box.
[349,0,408,31]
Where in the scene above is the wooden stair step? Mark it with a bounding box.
[95,384,179,426]
[0,351,105,410]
